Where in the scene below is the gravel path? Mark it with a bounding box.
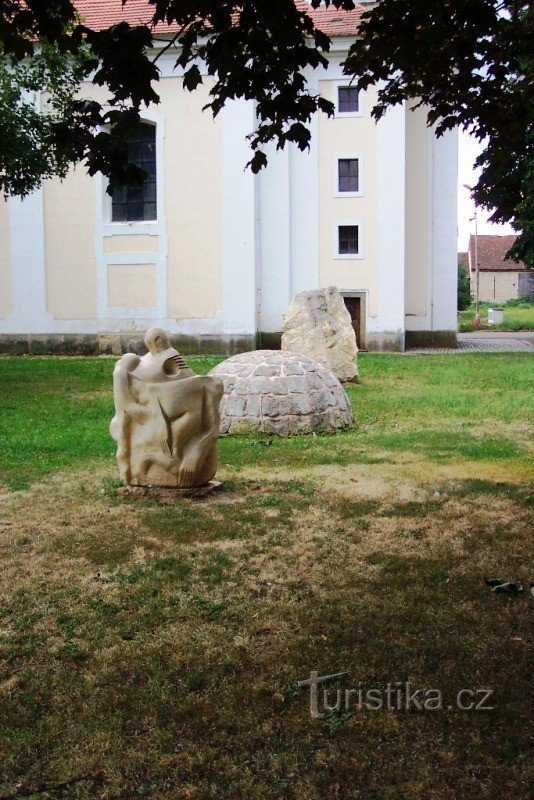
[406,332,534,354]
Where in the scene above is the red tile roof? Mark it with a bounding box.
[76,1,154,29]
[468,235,526,272]
[297,1,365,36]
[75,1,365,37]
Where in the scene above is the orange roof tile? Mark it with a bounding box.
[74,0,365,37]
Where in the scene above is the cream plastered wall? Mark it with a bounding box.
[318,82,379,317]
[41,85,110,320]
[43,163,98,319]
[160,78,222,319]
[42,78,222,321]
[475,271,520,303]
[0,199,12,319]
[103,235,159,254]
[404,105,429,317]
[108,264,157,308]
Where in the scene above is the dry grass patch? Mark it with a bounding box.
[0,460,532,799]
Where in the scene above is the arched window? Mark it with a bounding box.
[111,122,157,222]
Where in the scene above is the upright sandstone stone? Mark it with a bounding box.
[282,286,359,383]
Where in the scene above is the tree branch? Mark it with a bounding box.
[151,25,188,66]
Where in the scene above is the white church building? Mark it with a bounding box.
[0,1,458,354]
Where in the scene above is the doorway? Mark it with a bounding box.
[342,293,366,351]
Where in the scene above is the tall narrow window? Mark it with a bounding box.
[338,86,359,113]
[338,158,359,193]
[338,225,359,255]
[112,122,157,222]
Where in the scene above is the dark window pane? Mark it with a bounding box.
[338,159,359,192]
[129,185,143,203]
[144,202,157,221]
[112,122,157,222]
[128,142,144,161]
[339,225,359,255]
[113,186,127,204]
[144,182,157,202]
[128,203,143,221]
[113,203,127,222]
[338,86,359,113]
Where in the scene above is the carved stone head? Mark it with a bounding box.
[144,327,171,355]
[129,328,194,384]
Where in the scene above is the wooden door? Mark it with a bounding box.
[343,297,365,349]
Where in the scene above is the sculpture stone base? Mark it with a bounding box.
[117,481,224,501]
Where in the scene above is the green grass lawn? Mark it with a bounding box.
[0,354,532,799]
[458,301,534,332]
[1,354,532,490]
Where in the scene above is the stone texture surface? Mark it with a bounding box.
[209,350,353,436]
[281,286,359,382]
[0,332,256,357]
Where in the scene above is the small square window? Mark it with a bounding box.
[338,158,359,193]
[338,225,359,255]
[338,86,359,113]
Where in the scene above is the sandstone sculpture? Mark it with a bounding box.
[209,350,353,436]
[110,328,223,488]
[281,286,359,383]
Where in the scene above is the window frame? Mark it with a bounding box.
[111,122,158,224]
[96,110,168,322]
[101,112,164,235]
[333,220,364,260]
[334,81,364,118]
[333,154,364,198]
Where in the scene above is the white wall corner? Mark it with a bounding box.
[219,99,257,336]
[289,67,320,298]
[430,127,459,331]
[258,66,320,332]
[258,143,291,332]
[4,189,55,333]
[376,102,406,335]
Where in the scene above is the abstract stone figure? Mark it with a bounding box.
[282,286,359,383]
[110,328,224,488]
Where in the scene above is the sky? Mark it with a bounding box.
[457,129,515,253]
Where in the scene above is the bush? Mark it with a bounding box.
[504,297,533,308]
[457,260,472,311]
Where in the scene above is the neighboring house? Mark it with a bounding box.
[468,235,533,303]
[0,0,458,354]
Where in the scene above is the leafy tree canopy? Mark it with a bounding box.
[0,42,92,196]
[0,0,532,263]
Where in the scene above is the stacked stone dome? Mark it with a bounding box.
[209,350,353,436]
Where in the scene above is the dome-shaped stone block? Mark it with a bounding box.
[209,351,353,436]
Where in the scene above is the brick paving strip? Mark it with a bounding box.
[406,332,534,355]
